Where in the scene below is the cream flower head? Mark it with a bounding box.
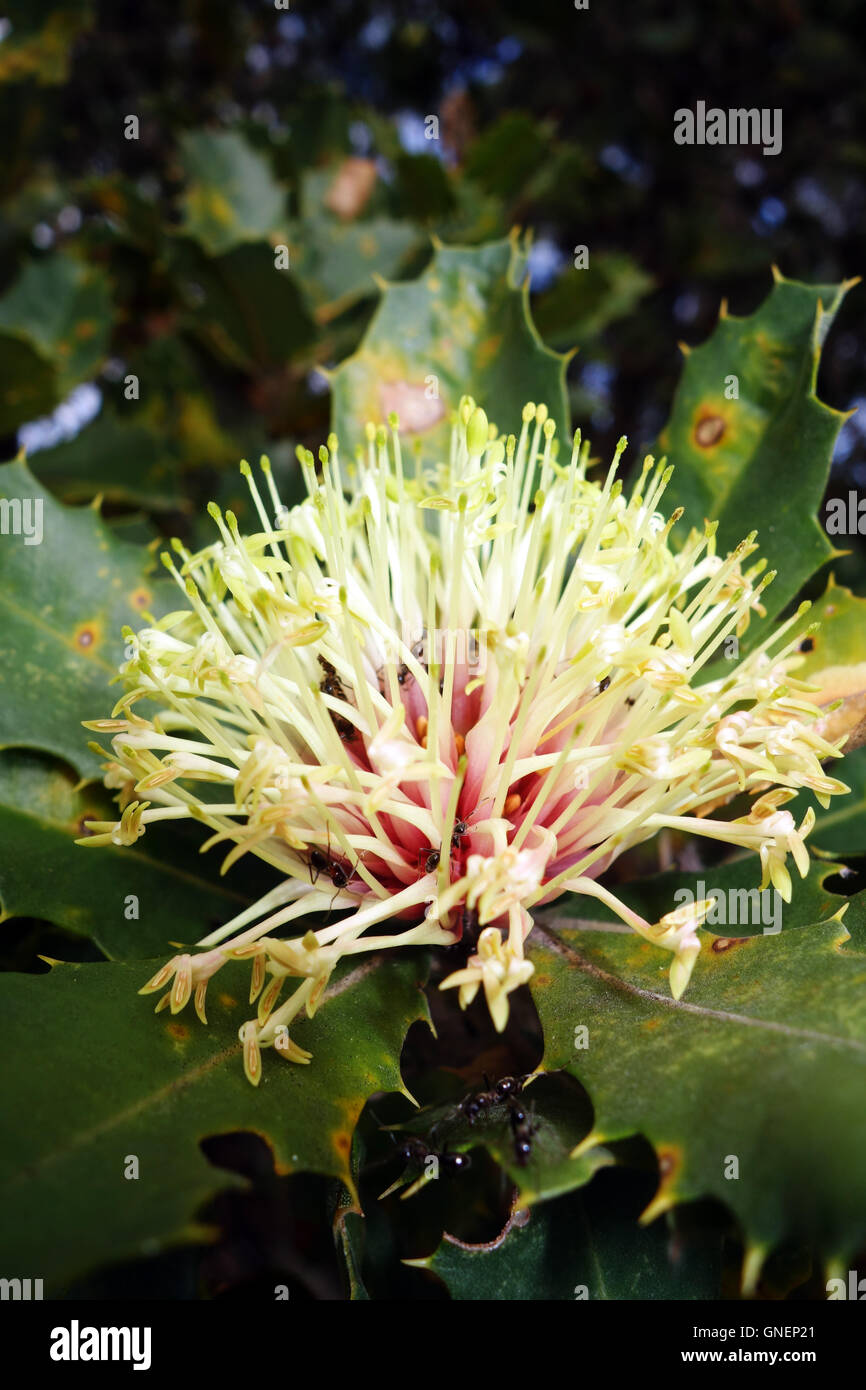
[81,398,848,1080]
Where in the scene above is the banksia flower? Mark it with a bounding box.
[81,398,848,1082]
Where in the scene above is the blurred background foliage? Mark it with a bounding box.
[1,0,864,556]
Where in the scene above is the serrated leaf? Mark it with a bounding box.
[657,274,854,630]
[0,953,429,1292]
[330,233,569,459]
[177,130,287,257]
[0,749,277,959]
[419,1179,722,1300]
[529,893,866,1264]
[0,457,172,779]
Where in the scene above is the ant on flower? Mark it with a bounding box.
[318,656,357,742]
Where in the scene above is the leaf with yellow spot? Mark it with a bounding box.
[177,130,287,257]
[530,869,866,1265]
[0,457,172,778]
[0,951,430,1292]
[330,232,569,461]
[657,272,857,633]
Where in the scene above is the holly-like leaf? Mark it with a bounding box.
[529,889,866,1269]
[0,748,277,959]
[330,232,569,459]
[0,953,429,1292]
[0,457,171,779]
[417,1177,722,1300]
[177,130,287,257]
[657,273,854,630]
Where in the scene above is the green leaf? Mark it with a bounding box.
[657,273,854,629]
[533,252,655,348]
[528,890,866,1267]
[545,854,847,940]
[0,749,276,959]
[330,232,569,459]
[0,254,112,430]
[30,412,187,512]
[172,239,316,373]
[0,457,171,779]
[0,953,429,1291]
[0,333,57,435]
[418,1178,722,1300]
[797,576,866,679]
[796,746,866,857]
[793,575,866,756]
[178,130,287,257]
[290,215,422,322]
[463,114,552,200]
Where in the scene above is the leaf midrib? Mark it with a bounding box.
[4,957,384,1186]
[533,922,866,1055]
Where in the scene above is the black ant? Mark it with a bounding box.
[440,1150,472,1175]
[457,1074,538,1166]
[417,846,441,875]
[597,676,611,693]
[509,1099,539,1167]
[399,1136,431,1165]
[318,656,356,741]
[398,1135,471,1175]
[451,818,468,850]
[459,1074,522,1123]
[307,832,351,889]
